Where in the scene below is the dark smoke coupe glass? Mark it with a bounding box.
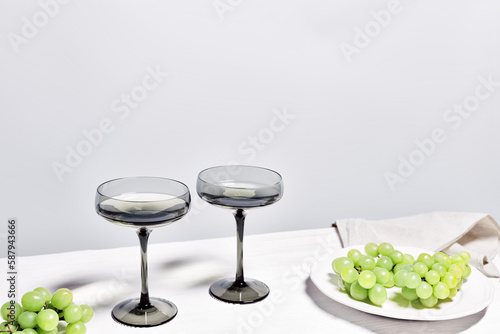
[197,165,283,304]
[95,177,190,327]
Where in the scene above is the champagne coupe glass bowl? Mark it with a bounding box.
[95,176,190,327]
[197,165,283,304]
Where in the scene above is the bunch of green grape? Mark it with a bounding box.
[332,242,472,307]
[0,288,93,334]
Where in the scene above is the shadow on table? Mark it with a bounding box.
[48,256,224,311]
[305,277,485,334]
[50,275,134,311]
[157,256,228,288]
[51,277,97,291]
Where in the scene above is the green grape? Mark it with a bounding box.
[394,270,408,288]
[449,287,458,298]
[436,254,452,269]
[433,282,450,299]
[344,281,352,294]
[417,253,434,269]
[416,281,433,299]
[36,309,59,331]
[456,278,463,290]
[425,270,440,285]
[37,328,58,334]
[34,288,52,303]
[341,267,359,284]
[412,262,428,278]
[404,272,422,289]
[401,287,418,301]
[442,273,458,288]
[431,263,447,277]
[51,289,73,310]
[378,243,394,257]
[18,311,37,329]
[389,250,403,265]
[420,294,438,308]
[376,256,393,271]
[357,256,376,271]
[393,263,404,273]
[458,251,471,264]
[66,320,86,334]
[400,264,414,272]
[364,243,379,258]
[402,254,414,265]
[432,252,446,263]
[62,303,82,324]
[368,284,387,305]
[448,264,463,278]
[22,329,38,334]
[0,321,18,332]
[383,272,395,288]
[374,268,391,285]
[347,249,362,266]
[451,254,466,267]
[358,271,376,289]
[462,264,471,279]
[21,291,45,312]
[1,302,22,321]
[332,257,354,275]
[350,281,368,301]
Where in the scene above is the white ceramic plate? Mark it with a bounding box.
[310,245,494,321]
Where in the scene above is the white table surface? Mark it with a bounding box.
[2,228,500,333]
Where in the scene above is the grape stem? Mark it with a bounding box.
[0,323,18,333]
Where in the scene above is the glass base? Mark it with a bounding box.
[209,278,270,304]
[111,297,177,327]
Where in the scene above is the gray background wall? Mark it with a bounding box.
[1,0,499,256]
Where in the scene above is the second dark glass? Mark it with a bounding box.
[197,165,283,304]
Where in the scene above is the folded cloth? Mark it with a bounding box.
[334,212,500,277]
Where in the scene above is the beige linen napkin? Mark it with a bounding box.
[334,212,500,277]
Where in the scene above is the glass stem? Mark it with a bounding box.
[137,228,152,308]
[234,209,246,284]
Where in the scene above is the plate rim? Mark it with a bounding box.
[310,245,495,321]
